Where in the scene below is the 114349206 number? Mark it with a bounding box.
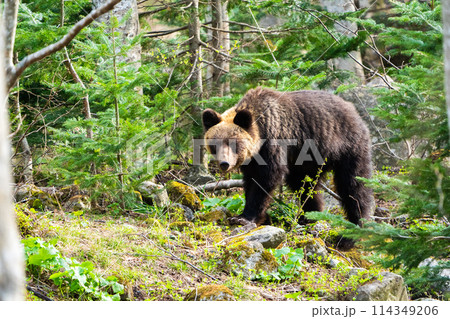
[372,305,439,316]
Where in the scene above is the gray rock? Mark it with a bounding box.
[242,226,287,249]
[355,272,409,301]
[304,239,329,261]
[329,258,343,268]
[348,267,367,277]
[138,181,169,207]
[183,165,216,186]
[64,195,91,212]
[171,203,195,222]
[223,241,278,279]
[418,258,450,295]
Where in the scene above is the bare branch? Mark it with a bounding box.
[202,24,307,34]
[6,0,122,91]
[139,0,189,16]
[143,25,189,38]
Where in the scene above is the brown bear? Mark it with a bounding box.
[202,87,373,227]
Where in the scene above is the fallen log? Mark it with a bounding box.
[197,179,342,202]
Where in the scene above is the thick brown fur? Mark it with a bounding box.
[202,87,373,227]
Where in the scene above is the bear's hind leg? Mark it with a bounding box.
[334,155,373,226]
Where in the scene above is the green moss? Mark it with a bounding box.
[344,249,372,269]
[228,226,265,246]
[258,249,278,270]
[199,207,228,224]
[15,204,35,237]
[168,221,194,230]
[295,237,326,249]
[166,180,203,211]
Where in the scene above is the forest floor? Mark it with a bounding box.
[20,181,389,301]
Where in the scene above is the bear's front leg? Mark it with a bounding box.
[229,162,280,226]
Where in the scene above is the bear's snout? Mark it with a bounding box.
[219,161,230,172]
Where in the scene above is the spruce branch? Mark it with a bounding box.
[6,0,122,91]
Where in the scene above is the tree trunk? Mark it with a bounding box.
[320,0,365,83]
[0,16,24,300]
[188,0,203,101]
[211,0,230,97]
[443,0,450,141]
[13,80,33,184]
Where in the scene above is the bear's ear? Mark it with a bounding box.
[233,109,253,130]
[202,109,222,131]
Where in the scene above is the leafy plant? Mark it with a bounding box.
[256,247,304,282]
[23,237,124,300]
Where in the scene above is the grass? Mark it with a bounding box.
[20,192,384,301]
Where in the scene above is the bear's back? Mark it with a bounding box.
[235,87,369,157]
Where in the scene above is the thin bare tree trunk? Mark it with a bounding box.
[210,0,230,97]
[189,0,203,101]
[13,76,33,184]
[443,0,450,141]
[0,14,24,300]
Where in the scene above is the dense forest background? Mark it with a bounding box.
[0,0,449,301]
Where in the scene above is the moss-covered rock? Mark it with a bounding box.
[206,229,224,243]
[355,272,409,301]
[199,206,230,225]
[15,204,36,237]
[344,248,372,269]
[166,180,203,211]
[64,195,91,212]
[167,203,195,222]
[228,226,286,249]
[184,285,235,301]
[223,241,278,279]
[294,236,330,264]
[15,184,59,211]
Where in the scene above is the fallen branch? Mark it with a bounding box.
[197,179,343,202]
[200,179,244,192]
[26,285,53,301]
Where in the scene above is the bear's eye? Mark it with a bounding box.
[208,144,216,155]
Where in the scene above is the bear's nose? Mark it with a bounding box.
[219,161,230,171]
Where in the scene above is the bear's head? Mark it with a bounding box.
[202,107,260,173]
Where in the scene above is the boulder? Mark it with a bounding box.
[184,285,235,301]
[14,184,59,211]
[223,241,278,279]
[230,226,286,249]
[297,237,329,262]
[166,180,203,211]
[138,181,169,207]
[168,203,195,222]
[199,206,230,225]
[64,195,91,212]
[355,272,409,301]
[183,165,216,186]
[418,258,450,297]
